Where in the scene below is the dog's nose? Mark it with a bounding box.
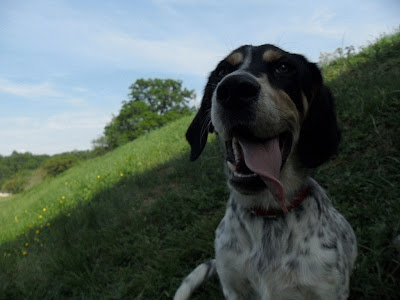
[216,75,260,109]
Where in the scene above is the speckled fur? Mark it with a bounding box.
[215,178,356,299]
[175,44,357,300]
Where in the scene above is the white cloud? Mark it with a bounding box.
[0,78,90,108]
[45,111,110,130]
[307,9,339,37]
[280,8,343,40]
[0,78,63,98]
[0,111,109,133]
[64,97,86,106]
[87,31,224,76]
[0,111,112,155]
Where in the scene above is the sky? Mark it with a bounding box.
[0,0,399,156]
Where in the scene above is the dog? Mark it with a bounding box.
[174,44,357,300]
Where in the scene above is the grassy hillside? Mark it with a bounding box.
[318,31,400,298]
[1,31,399,299]
[0,116,227,299]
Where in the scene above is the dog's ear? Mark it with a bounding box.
[185,82,215,161]
[297,63,341,168]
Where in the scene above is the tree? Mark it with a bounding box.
[103,101,164,149]
[98,78,195,150]
[129,78,195,114]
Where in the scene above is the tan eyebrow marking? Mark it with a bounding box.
[226,52,244,65]
[263,50,283,62]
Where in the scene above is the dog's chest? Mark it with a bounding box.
[214,197,343,290]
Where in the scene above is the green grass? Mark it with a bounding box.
[0,117,226,299]
[317,31,400,299]
[1,31,400,299]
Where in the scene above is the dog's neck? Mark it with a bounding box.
[249,185,309,217]
[231,172,310,218]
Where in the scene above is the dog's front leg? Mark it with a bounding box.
[217,269,259,300]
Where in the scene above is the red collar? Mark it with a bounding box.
[250,185,310,218]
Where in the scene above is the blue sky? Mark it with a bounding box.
[0,0,399,155]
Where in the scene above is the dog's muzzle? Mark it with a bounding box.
[217,74,260,110]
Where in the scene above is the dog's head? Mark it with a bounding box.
[186,44,340,197]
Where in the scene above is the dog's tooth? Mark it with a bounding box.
[238,172,257,178]
[227,161,236,172]
[232,139,240,162]
[234,171,242,178]
[232,170,258,178]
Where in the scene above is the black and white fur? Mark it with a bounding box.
[174,44,357,300]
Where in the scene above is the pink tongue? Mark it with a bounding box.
[238,138,287,213]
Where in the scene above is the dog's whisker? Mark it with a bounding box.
[199,109,212,145]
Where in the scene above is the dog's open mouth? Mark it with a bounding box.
[225,132,292,199]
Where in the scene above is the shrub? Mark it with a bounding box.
[42,154,79,178]
[1,173,27,193]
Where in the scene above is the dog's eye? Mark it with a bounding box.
[275,64,290,74]
[216,62,231,78]
[217,68,227,78]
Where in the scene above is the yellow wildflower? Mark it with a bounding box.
[62,196,66,200]
[43,208,47,212]
[39,215,43,219]
[36,230,40,234]
[14,216,18,223]
[60,200,63,204]
[97,175,101,179]
[23,251,27,256]
[25,242,29,247]
[120,173,124,177]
